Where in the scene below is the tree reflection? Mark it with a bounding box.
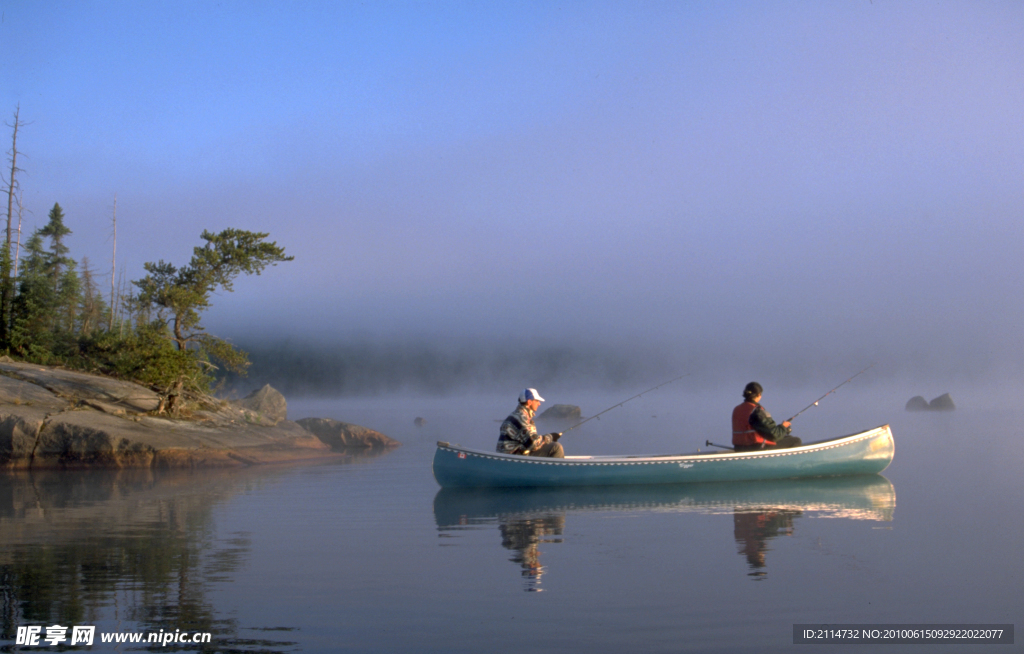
[0,468,293,652]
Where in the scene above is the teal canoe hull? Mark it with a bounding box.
[432,424,895,488]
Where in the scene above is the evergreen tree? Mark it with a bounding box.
[131,228,292,402]
[9,231,56,357]
[39,203,79,332]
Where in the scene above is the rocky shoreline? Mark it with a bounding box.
[0,359,399,469]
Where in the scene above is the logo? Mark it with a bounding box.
[458,452,466,459]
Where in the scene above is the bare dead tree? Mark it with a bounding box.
[110,193,117,331]
[1,105,26,342]
[12,190,25,278]
[4,105,22,252]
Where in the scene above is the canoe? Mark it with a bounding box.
[432,424,894,488]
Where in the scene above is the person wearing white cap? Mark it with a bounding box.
[496,388,564,457]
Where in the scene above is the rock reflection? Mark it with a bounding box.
[0,467,302,652]
[434,475,895,588]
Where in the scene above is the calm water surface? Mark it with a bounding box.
[1,384,1021,652]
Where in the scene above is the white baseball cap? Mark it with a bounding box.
[519,388,545,403]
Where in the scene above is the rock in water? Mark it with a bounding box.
[538,404,582,421]
[414,417,427,427]
[236,385,288,426]
[296,418,400,451]
[929,393,956,411]
[905,396,929,411]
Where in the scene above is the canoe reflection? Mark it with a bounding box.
[434,475,895,589]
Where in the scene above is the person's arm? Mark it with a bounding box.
[749,406,791,442]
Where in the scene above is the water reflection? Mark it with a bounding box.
[0,467,301,652]
[434,476,895,589]
[498,515,565,592]
[734,509,798,579]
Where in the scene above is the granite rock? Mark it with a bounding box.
[296,418,401,451]
[905,393,956,412]
[929,393,956,411]
[234,384,288,426]
[905,396,929,411]
[0,361,338,469]
[538,404,583,422]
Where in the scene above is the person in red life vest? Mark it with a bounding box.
[731,382,803,451]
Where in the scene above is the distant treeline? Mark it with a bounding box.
[223,338,680,397]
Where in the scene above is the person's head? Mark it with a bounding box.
[743,382,763,403]
[519,388,545,411]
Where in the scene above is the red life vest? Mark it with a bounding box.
[732,401,769,448]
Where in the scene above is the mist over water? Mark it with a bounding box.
[225,331,1024,410]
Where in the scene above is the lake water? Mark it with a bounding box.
[1,382,1021,653]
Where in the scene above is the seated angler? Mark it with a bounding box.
[732,382,803,452]
[497,388,564,458]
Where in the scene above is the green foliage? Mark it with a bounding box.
[0,243,12,344]
[40,203,71,258]
[40,204,79,333]
[2,218,290,407]
[133,228,293,353]
[9,231,57,356]
[8,206,83,355]
[71,325,203,391]
[128,228,291,395]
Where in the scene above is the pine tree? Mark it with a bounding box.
[9,231,56,357]
[132,228,292,401]
[38,203,79,333]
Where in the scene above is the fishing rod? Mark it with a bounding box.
[785,363,874,423]
[561,374,690,435]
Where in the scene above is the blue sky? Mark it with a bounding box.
[1,1,1021,379]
